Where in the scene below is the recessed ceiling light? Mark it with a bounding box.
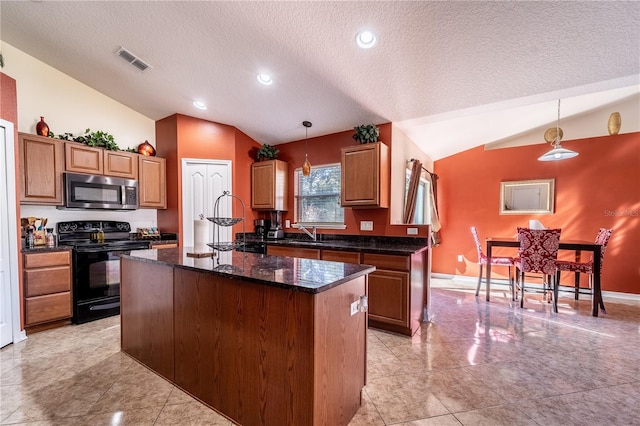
[193,101,207,110]
[356,30,376,49]
[257,73,273,86]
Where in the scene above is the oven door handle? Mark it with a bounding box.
[89,302,120,311]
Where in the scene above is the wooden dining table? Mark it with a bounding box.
[485,237,603,317]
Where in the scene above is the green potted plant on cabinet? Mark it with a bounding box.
[352,124,380,144]
[255,144,279,161]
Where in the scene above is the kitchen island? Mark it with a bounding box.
[120,248,374,426]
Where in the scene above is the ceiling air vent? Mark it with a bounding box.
[115,47,151,72]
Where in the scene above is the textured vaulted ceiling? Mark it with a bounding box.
[1,1,639,160]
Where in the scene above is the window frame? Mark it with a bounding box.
[293,162,346,230]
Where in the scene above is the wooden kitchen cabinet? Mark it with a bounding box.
[104,150,138,179]
[18,133,65,205]
[267,245,320,259]
[251,159,288,210]
[139,156,167,208]
[341,142,389,208]
[65,142,104,174]
[23,250,72,328]
[321,249,361,264]
[363,252,424,336]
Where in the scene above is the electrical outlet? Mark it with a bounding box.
[407,228,418,235]
[285,220,291,228]
[350,300,359,316]
[360,221,373,231]
[457,254,464,262]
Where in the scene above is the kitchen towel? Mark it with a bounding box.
[193,219,209,252]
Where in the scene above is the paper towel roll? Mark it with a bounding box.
[194,220,209,252]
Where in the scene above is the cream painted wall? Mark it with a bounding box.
[390,124,434,225]
[0,42,155,149]
[485,93,640,150]
[1,41,159,230]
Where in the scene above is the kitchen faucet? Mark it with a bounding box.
[298,225,317,241]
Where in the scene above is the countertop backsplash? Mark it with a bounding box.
[20,205,158,234]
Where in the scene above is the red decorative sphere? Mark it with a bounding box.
[137,140,156,156]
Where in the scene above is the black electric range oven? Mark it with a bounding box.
[57,221,150,324]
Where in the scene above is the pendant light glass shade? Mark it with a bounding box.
[302,121,312,176]
[538,99,578,161]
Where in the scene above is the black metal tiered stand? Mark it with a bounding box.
[207,191,246,271]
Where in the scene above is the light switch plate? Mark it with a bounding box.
[360,221,373,231]
[285,220,291,228]
[407,227,418,235]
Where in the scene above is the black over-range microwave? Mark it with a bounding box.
[63,172,138,210]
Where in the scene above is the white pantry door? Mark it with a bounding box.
[181,159,232,248]
[0,119,22,348]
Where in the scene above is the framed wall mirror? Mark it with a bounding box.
[500,179,555,214]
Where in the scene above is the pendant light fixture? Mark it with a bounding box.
[302,121,312,176]
[538,99,579,161]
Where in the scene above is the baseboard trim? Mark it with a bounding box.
[431,273,640,303]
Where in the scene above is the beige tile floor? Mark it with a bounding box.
[2,278,640,425]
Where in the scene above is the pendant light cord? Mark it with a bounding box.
[554,99,561,147]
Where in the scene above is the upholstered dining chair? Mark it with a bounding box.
[471,226,516,300]
[515,227,562,312]
[555,228,613,313]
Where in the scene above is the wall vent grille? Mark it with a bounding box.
[116,47,151,71]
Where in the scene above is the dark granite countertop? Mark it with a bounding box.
[123,247,375,294]
[240,233,430,256]
[22,245,72,254]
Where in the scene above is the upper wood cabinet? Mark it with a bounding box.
[104,150,138,179]
[18,133,65,205]
[65,143,104,174]
[139,156,167,209]
[251,159,288,211]
[341,142,389,208]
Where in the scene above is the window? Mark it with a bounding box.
[294,163,344,226]
[405,168,429,225]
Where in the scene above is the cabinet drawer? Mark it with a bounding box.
[23,251,71,269]
[24,266,71,297]
[152,243,178,249]
[321,250,361,264]
[267,246,320,259]
[25,292,71,325]
[362,253,410,271]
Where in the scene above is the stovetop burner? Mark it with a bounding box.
[57,220,137,247]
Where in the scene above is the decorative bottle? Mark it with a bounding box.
[36,116,50,137]
[46,228,55,248]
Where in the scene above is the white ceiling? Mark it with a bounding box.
[1,1,639,160]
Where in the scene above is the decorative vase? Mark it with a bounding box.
[137,140,156,156]
[36,116,49,137]
[607,112,621,135]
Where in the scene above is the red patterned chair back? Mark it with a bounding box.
[470,226,486,262]
[594,228,614,269]
[516,227,561,275]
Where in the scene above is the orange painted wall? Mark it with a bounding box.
[274,123,429,238]
[1,72,24,330]
[155,114,261,244]
[432,133,640,294]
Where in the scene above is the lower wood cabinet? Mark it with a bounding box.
[23,250,72,328]
[362,252,425,336]
[266,244,426,336]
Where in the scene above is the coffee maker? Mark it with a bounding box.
[266,211,284,239]
[254,219,271,239]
